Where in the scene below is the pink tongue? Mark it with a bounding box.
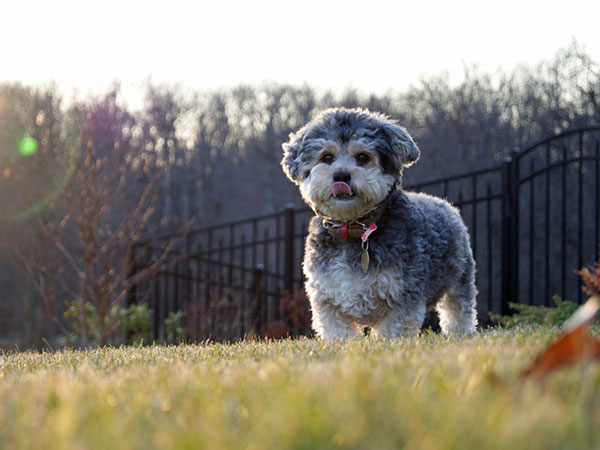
[332,182,352,197]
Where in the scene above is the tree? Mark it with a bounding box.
[11,90,177,347]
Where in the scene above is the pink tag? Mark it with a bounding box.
[361,223,377,242]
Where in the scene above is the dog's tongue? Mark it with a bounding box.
[332,182,352,197]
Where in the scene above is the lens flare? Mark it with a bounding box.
[1,135,77,224]
[19,137,38,156]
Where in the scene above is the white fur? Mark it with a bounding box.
[305,248,427,338]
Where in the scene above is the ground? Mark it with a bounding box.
[0,328,599,449]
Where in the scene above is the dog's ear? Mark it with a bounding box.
[380,122,420,168]
[281,131,303,183]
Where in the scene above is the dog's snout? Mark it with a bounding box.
[333,171,351,183]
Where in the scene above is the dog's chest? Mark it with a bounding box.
[305,247,404,323]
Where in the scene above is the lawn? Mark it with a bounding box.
[1,328,599,450]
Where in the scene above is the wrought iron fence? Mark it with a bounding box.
[127,207,315,341]
[505,127,600,308]
[127,127,600,341]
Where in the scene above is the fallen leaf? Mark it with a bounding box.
[520,295,600,380]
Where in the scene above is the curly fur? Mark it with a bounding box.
[282,108,477,338]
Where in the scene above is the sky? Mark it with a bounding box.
[2,0,599,108]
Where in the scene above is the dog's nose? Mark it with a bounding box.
[333,171,351,183]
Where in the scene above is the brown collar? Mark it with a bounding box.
[320,197,389,241]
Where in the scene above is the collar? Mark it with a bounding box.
[319,194,390,241]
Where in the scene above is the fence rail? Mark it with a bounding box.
[128,127,600,341]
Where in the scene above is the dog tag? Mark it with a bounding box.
[361,248,370,273]
[359,223,376,273]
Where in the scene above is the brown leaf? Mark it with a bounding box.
[520,324,600,380]
[520,295,600,380]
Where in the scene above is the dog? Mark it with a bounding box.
[281,108,477,338]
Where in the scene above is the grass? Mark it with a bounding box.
[1,328,599,450]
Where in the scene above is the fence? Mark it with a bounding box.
[127,206,315,341]
[127,127,600,341]
[504,127,600,308]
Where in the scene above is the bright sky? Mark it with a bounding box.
[3,0,599,108]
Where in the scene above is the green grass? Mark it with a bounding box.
[1,328,599,450]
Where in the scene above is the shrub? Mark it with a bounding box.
[62,300,151,347]
[578,263,600,297]
[489,295,579,328]
[164,311,187,344]
[120,304,152,345]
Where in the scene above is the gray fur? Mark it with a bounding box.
[282,108,477,338]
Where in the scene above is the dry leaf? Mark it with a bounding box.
[520,295,600,380]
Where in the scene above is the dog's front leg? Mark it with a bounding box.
[309,298,363,339]
[371,300,425,338]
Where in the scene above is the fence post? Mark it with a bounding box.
[500,157,512,315]
[249,264,264,335]
[283,204,296,294]
[125,240,138,308]
[500,149,520,315]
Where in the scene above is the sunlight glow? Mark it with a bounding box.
[0,0,598,107]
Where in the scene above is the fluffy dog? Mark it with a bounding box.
[281,108,477,338]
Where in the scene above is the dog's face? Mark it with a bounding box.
[281,108,420,222]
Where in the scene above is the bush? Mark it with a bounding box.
[489,295,580,328]
[62,300,151,347]
[164,311,186,344]
[120,304,152,345]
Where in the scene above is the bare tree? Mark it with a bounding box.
[10,90,178,347]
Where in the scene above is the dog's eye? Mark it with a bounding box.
[355,153,371,165]
[320,153,334,164]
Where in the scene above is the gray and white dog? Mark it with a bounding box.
[281,108,477,338]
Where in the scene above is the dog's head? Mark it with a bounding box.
[281,108,419,222]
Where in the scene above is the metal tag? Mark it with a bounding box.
[361,248,370,273]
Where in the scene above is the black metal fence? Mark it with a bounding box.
[127,127,600,341]
[127,206,315,341]
[505,127,600,308]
